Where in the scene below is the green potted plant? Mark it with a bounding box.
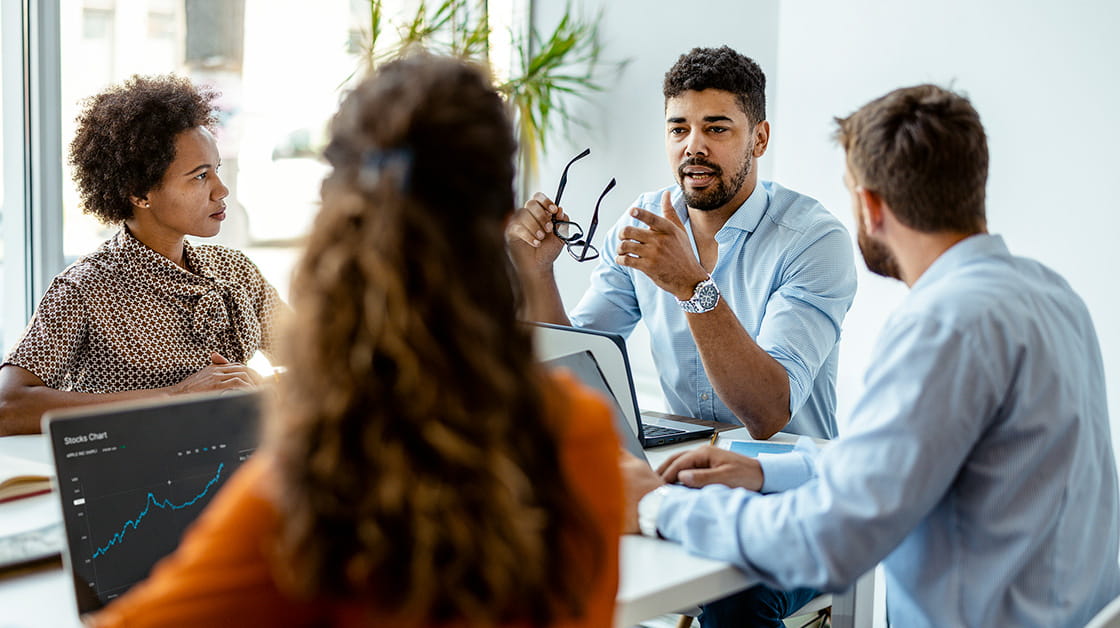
[351,0,611,196]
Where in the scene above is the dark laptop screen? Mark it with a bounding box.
[45,392,260,614]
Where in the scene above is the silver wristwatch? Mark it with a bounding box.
[677,275,720,314]
[638,485,674,538]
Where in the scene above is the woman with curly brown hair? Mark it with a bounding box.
[0,74,284,435]
[89,55,623,627]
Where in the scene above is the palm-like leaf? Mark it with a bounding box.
[358,0,610,196]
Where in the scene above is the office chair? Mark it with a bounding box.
[1086,595,1120,628]
[673,593,832,628]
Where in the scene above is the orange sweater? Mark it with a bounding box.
[91,373,622,628]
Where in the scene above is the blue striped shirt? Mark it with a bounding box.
[569,180,856,438]
[656,234,1120,627]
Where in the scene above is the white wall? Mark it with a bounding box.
[533,1,1120,453]
[770,0,1120,449]
[531,0,780,408]
[531,5,1118,623]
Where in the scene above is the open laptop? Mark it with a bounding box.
[42,391,261,616]
[533,322,713,447]
[543,350,647,462]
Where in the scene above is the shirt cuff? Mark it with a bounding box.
[757,452,816,493]
[638,485,674,537]
[759,438,820,493]
[653,484,703,544]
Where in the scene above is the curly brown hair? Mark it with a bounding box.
[663,46,767,124]
[68,74,218,224]
[269,55,601,626]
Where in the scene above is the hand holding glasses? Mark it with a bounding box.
[551,148,616,262]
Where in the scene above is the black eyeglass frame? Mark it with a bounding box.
[550,148,615,262]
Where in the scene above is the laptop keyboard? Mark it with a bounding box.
[643,424,685,438]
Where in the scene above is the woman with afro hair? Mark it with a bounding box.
[0,74,285,435]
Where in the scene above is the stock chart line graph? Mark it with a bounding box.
[90,463,225,559]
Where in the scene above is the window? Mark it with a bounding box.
[2,2,39,352]
[59,0,525,295]
[9,0,524,354]
[58,1,361,301]
[1,6,8,350]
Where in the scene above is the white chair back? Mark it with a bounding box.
[1086,595,1120,628]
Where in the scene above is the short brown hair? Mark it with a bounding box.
[836,84,988,234]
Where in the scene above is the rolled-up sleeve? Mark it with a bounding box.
[569,220,643,338]
[756,224,856,417]
[758,450,817,493]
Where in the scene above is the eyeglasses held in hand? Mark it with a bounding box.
[551,148,616,262]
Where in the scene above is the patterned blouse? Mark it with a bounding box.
[4,228,286,393]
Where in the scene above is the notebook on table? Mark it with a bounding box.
[0,453,53,503]
[533,323,713,448]
[42,391,261,616]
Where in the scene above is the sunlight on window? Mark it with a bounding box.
[1,7,8,350]
[55,0,523,365]
[486,0,524,86]
[59,0,359,299]
[60,1,523,298]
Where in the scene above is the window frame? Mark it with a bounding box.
[2,0,64,349]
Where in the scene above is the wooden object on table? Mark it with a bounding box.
[640,411,741,434]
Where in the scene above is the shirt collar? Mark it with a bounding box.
[676,179,768,235]
[911,233,1009,293]
[115,227,215,280]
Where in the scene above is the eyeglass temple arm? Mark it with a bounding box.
[554,148,592,207]
[584,177,616,243]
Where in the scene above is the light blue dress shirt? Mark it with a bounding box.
[655,234,1120,627]
[569,181,856,438]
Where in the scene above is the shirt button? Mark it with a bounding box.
[700,393,709,401]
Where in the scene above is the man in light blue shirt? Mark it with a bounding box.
[507,46,856,442]
[569,180,853,441]
[508,46,856,627]
[624,84,1120,627]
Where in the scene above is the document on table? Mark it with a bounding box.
[720,440,795,457]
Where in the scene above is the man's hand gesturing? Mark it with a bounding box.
[616,191,708,299]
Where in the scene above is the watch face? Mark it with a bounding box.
[680,278,720,313]
[697,281,719,310]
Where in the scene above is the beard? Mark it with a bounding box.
[857,221,902,280]
[678,151,752,211]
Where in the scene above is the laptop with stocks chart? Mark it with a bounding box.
[42,391,261,616]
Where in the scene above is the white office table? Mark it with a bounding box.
[0,435,74,628]
[0,431,874,628]
[614,428,765,626]
[618,427,875,627]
